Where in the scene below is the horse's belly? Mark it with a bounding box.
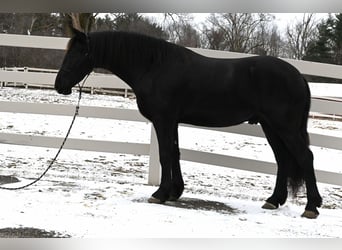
[180,106,252,127]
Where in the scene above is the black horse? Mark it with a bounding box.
[55,28,322,219]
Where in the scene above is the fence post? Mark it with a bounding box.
[24,67,28,89]
[0,68,3,88]
[148,124,161,186]
[2,67,6,87]
[13,67,17,87]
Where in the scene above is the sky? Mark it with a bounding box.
[273,13,328,32]
[143,13,329,35]
[99,13,330,37]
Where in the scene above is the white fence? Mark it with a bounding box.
[1,33,342,186]
[0,66,132,97]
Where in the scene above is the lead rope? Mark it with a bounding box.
[0,74,89,190]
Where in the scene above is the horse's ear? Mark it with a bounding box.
[71,27,87,42]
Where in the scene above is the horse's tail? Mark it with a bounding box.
[288,76,311,196]
[300,76,311,146]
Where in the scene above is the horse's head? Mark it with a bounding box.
[55,28,93,95]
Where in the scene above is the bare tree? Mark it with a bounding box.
[268,26,284,56]
[252,22,287,57]
[163,13,201,47]
[163,14,193,34]
[285,13,318,59]
[69,13,82,30]
[64,13,97,34]
[202,22,226,50]
[108,13,167,39]
[203,13,273,53]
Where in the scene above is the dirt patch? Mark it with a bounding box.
[134,197,237,215]
[164,197,237,214]
[0,227,70,238]
[0,175,20,185]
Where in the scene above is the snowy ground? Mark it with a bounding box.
[0,87,341,238]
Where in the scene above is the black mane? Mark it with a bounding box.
[89,31,194,69]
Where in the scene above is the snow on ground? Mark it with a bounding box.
[0,87,341,238]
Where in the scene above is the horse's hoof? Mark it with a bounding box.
[147,197,165,204]
[301,210,319,219]
[262,202,278,210]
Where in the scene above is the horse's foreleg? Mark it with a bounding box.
[148,120,181,203]
[168,125,184,201]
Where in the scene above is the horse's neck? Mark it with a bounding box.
[91,33,150,89]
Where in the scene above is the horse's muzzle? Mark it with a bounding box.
[56,88,72,95]
[55,74,72,95]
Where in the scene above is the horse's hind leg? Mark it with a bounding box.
[261,122,291,209]
[275,128,322,218]
[283,133,321,218]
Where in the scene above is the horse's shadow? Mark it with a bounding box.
[134,197,238,215]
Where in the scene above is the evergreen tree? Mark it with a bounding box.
[332,13,342,64]
[94,14,116,31]
[0,13,65,68]
[304,17,334,63]
[304,14,342,65]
